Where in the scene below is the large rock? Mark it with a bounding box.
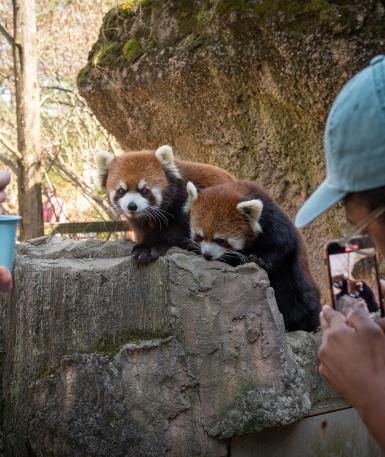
[77,0,385,286]
[0,238,339,457]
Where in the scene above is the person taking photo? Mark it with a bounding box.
[296,55,385,450]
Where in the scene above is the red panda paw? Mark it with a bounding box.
[180,239,201,254]
[247,254,269,270]
[131,243,170,264]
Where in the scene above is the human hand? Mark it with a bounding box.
[0,267,12,293]
[0,170,11,207]
[318,304,385,412]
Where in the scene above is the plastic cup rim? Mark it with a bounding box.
[0,215,22,222]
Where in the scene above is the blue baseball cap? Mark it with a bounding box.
[295,55,385,228]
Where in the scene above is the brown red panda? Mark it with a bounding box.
[184,180,321,332]
[96,145,235,264]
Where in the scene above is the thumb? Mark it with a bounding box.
[320,305,346,330]
[346,305,374,331]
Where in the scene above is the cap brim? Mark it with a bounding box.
[295,180,347,228]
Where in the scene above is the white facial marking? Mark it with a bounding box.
[228,238,245,251]
[119,181,128,190]
[109,190,116,206]
[152,187,163,206]
[201,241,227,259]
[119,192,149,214]
[138,179,146,190]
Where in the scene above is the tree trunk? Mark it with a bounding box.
[12,0,43,240]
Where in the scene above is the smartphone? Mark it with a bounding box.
[324,236,384,317]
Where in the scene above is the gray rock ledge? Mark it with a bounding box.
[0,238,341,457]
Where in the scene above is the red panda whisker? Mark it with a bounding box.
[149,207,169,227]
[146,207,168,229]
[221,251,247,264]
[156,207,174,219]
[142,208,157,225]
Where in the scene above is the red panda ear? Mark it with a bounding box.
[184,181,199,214]
[154,145,181,179]
[236,199,263,233]
[95,151,114,187]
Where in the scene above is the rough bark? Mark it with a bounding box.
[0,238,340,457]
[12,0,43,240]
[77,0,385,288]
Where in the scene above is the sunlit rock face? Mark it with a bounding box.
[78,0,385,288]
[1,238,336,456]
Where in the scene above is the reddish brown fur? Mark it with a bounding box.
[178,160,235,188]
[106,151,168,192]
[106,150,235,193]
[191,181,262,240]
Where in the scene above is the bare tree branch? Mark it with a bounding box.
[51,154,115,219]
[0,132,22,160]
[0,153,17,173]
[0,23,14,47]
[41,85,76,94]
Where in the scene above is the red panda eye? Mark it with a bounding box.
[141,187,149,196]
[116,187,126,197]
[195,234,203,242]
[215,238,226,247]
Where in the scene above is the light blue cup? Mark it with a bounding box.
[0,216,22,271]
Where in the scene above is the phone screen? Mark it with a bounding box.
[325,237,384,317]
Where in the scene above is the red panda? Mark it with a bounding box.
[184,180,321,332]
[96,145,235,264]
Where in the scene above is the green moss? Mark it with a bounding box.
[77,63,91,87]
[217,0,251,15]
[122,38,141,61]
[120,0,147,11]
[184,34,205,51]
[93,330,171,356]
[215,0,335,37]
[196,8,211,27]
[92,41,123,66]
[36,365,57,380]
[144,38,157,51]
[303,0,332,22]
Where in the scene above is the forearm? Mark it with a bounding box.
[355,387,385,451]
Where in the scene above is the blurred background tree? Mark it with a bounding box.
[0,0,122,238]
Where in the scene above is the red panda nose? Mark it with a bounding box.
[203,253,213,261]
[127,202,138,211]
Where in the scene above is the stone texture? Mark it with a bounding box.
[77,0,385,288]
[0,238,340,457]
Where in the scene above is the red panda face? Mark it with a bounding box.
[105,151,168,219]
[185,182,263,262]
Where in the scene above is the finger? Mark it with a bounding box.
[0,171,11,190]
[320,310,328,330]
[321,305,346,329]
[0,190,6,204]
[346,306,375,331]
[0,267,12,293]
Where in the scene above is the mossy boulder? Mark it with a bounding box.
[78,0,385,286]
